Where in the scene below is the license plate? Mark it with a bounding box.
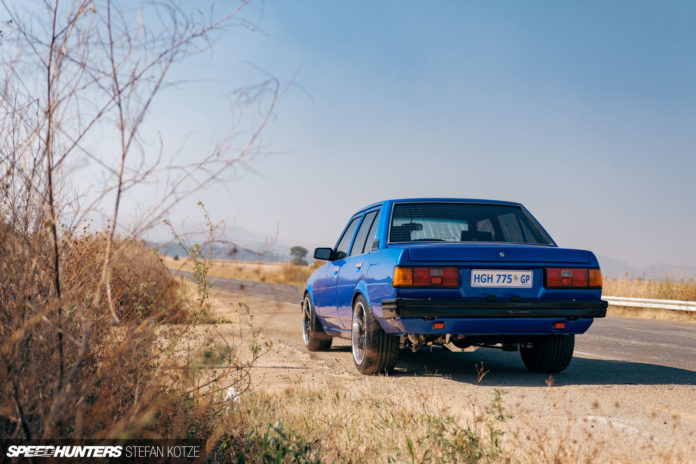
[470,270,533,288]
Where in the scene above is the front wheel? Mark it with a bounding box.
[351,295,399,375]
[520,335,574,373]
[302,295,332,351]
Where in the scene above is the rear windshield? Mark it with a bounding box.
[389,203,552,245]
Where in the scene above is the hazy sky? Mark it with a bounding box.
[124,1,695,268]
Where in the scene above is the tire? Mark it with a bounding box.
[520,335,575,373]
[351,295,399,375]
[302,294,332,351]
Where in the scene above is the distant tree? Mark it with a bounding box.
[290,246,309,266]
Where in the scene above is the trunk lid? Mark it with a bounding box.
[406,243,591,264]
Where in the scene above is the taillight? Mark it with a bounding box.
[393,267,413,287]
[545,268,602,289]
[393,267,459,288]
[589,269,602,288]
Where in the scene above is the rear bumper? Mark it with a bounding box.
[381,298,608,319]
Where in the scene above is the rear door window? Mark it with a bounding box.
[362,210,381,254]
[335,216,361,259]
[350,210,378,256]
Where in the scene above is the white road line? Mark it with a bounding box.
[574,350,623,361]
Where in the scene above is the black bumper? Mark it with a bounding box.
[381,298,608,319]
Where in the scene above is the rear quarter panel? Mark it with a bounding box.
[362,247,403,318]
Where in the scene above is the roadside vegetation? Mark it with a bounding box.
[215,387,511,463]
[0,0,273,446]
[603,276,696,301]
[162,256,321,287]
[0,230,248,439]
[604,276,696,321]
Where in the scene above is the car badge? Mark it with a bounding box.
[499,252,505,258]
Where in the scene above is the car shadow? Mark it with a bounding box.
[391,348,696,387]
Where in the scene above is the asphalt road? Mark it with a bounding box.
[577,316,696,379]
[173,269,696,386]
[171,270,302,304]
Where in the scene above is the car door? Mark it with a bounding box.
[312,215,361,329]
[336,209,380,329]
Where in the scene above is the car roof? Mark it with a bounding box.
[354,198,523,215]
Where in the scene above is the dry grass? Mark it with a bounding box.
[162,256,320,287]
[207,383,695,464]
[603,277,696,301]
[0,225,251,440]
[213,384,511,463]
[603,277,696,321]
[62,236,183,322]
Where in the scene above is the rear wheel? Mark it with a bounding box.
[302,295,332,351]
[351,295,399,375]
[520,335,575,373]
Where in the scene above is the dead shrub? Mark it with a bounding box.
[0,223,239,440]
[61,236,182,322]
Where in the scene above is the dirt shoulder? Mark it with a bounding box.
[200,284,696,463]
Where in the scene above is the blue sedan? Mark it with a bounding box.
[302,199,607,375]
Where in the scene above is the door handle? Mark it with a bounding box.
[355,263,362,270]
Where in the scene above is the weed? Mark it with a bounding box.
[213,421,321,464]
[165,202,217,319]
[475,362,489,385]
[392,391,511,464]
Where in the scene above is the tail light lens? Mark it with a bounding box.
[393,267,459,288]
[545,268,602,289]
[393,267,413,287]
[589,268,602,288]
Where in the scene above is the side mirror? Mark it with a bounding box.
[313,247,334,261]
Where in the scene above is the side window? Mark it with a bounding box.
[350,211,378,257]
[362,210,381,254]
[334,216,361,260]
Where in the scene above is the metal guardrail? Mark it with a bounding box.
[604,296,696,312]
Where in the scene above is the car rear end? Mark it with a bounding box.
[375,199,607,372]
[380,242,606,337]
